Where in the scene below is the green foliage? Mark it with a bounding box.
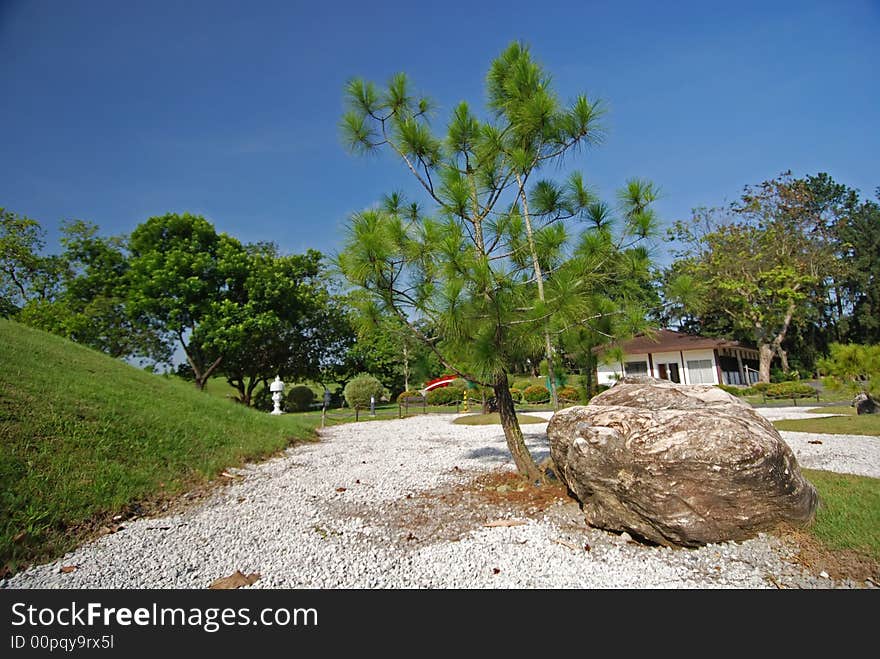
[762,382,817,398]
[508,387,522,403]
[0,319,318,570]
[556,386,581,403]
[343,373,384,410]
[665,174,832,380]
[0,208,64,309]
[523,384,550,403]
[286,385,316,412]
[337,41,659,477]
[396,390,424,403]
[426,386,463,405]
[817,343,880,397]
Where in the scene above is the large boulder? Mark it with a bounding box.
[547,377,818,546]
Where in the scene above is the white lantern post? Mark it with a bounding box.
[270,376,285,415]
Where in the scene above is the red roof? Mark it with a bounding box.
[594,329,754,355]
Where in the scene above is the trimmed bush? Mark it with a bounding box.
[557,386,580,403]
[397,390,424,403]
[523,384,550,403]
[343,373,384,410]
[508,387,522,403]
[286,385,315,412]
[764,382,816,398]
[751,382,771,392]
[426,386,463,406]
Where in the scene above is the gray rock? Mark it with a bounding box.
[853,392,879,415]
[548,377,818,547]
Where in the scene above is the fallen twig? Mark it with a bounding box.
[552,538,581,551]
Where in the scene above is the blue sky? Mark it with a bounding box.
[1,0,877,264]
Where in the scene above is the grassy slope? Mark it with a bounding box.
[0,319,318,568]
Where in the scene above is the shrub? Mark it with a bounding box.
[397,390,424,403]
[343,373,384,410]
[523,384,550,404]
[514,380,533,391]
[751,382,771,392]
[508,387,522,403]
[253,385,273,412]
[764,382,816,398]
[426,386,463,406]
[286,385,315,412]
[556,386,580,403]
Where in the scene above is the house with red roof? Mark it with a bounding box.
[594,329,760,387]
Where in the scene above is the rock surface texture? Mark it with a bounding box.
[853,392,879,415]
[547,377,818,547]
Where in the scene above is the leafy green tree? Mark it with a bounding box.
[18,220,169,361]
[834,187,880,344]
[666,173,830,382]
[342,305,441,396]
[194,245,329,406]
[0,208,65,313]
[127,213,246,390]
[337,42,657,480]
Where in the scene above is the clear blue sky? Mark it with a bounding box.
[1,0,877,263]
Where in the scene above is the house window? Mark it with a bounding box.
[687,359,715,384]
[624,361,648,376]
[657,362,681,383]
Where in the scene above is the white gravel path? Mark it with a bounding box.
[3,407,877,590]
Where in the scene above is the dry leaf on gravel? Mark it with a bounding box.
[208,570,260,589]
[59,565,78,574]
[484,519,527,528]
[97,524,124,536]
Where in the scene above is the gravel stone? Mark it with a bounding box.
[3,407,876,589]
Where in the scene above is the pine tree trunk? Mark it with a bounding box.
[759,344,773,383]
[494,370,542,482]
[544,332,559,411]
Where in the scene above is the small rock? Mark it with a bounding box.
[819,571,829,579]
[620,531,633,543]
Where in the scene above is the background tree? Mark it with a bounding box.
[665,173,829,382]
[0,208,64,314]
[338,42,657,480]
[192,245,329,406]
[127,213,246,389]
[17,220,168,362]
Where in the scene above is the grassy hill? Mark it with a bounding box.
[0,319,318,570]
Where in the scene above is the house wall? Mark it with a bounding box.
[597,352,650,385]
[680,348,719,385]
[596,348,722,386]
[596,362,621,386]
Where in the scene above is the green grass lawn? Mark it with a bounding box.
[453,413,548,425]
[806,406,856,415]
[0,319,320,570]
[804,469,880,563]
[774,414,880,436]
